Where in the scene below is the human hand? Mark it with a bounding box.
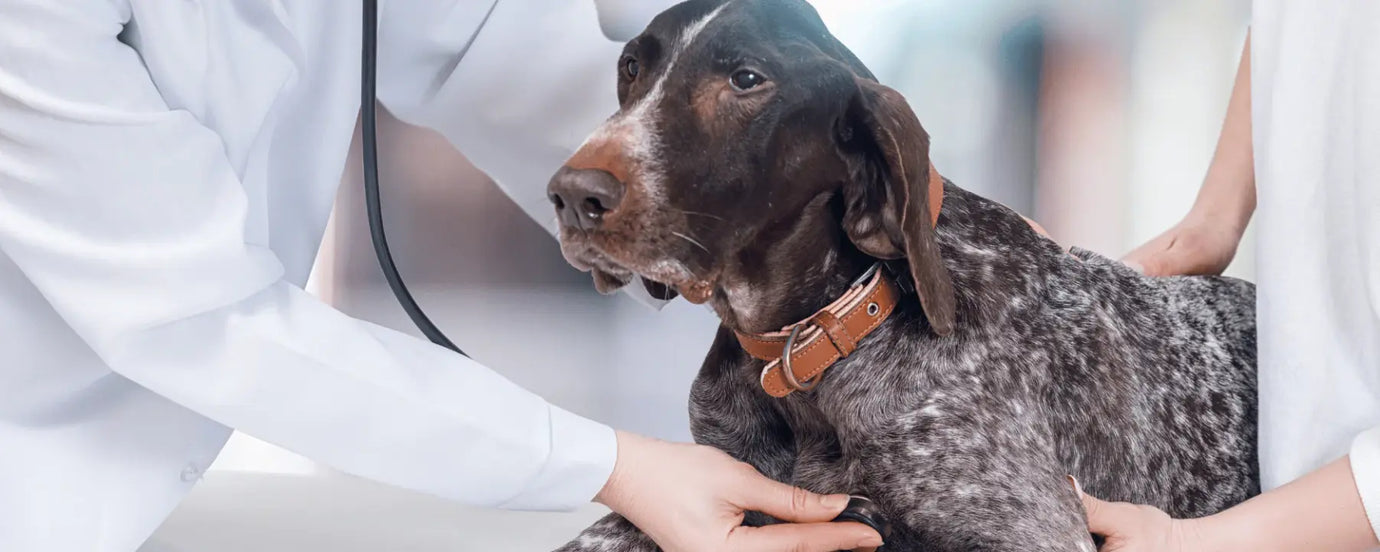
[595,431,884,552]
[1071,475,1217,552]
[1076,457,1380,552]
[1121,212,1244,277]
[1078,491,1204,552]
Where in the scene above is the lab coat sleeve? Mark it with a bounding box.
[0,0,612,510]
[1350,425,1380,541]
[375,0,678,308]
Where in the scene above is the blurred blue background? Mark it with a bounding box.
[209,0,1252,476]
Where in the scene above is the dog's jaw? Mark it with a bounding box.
[708,215,877,333]
[677,279,716,304]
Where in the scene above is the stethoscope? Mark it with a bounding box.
[360,0,465,357]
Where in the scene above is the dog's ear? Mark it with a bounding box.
[838,79,956,336]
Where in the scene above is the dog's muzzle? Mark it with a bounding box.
[548,166,625,232]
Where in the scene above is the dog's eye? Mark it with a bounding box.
[729,70,766,91]
[623,58,640,79]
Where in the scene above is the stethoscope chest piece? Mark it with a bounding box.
[832,495,892,545]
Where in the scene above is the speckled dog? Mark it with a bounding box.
[544,0,1259,550]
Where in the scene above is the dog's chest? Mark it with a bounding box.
[762,329,1055,491]
[774,399,862,492]
[766,365,952,494]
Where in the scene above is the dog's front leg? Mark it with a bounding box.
[554,512,658,552]
[689,327,806,527]
[856,421,1097,551]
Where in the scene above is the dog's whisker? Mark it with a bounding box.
[673,208,726,222]
[672,231,710,254]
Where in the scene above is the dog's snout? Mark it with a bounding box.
[548,167,626,230]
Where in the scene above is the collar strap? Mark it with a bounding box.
[733,164,941,398]
[734,264,902,398]
[927,163,944,227]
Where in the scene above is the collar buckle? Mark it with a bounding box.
[779,324,819,392]
[736,260,903,398]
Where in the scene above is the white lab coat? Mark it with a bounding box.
[1252,0,1380,539]
[0,1,669,550]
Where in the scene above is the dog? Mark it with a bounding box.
[545,0,1259,549]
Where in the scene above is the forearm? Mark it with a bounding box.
[1189,31,1256,235]
[110,284,617,510]
[1195,456,1379,552]
[0,2,616,511]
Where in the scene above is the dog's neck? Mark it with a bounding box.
[709,168,945,334]
[709,196,878,334]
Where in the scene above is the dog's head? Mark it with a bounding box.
[548,0,954,335]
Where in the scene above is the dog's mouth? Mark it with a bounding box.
[558,233,717,303]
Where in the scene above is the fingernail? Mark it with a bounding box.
[1066,474,1083,495]
[824,494,850,510]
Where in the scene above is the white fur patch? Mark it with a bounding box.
[578,3,731,198]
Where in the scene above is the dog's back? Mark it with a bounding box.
[934,183,1259,518]
[1059,244,1258,517]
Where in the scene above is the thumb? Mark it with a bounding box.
[1078,487,1142,538]
[1120,243,1152,274]
[1022,215,1051,238]
[734,474,851,523]
[728,522,883,552]
[1123,227,1206,277]
[1135,254,1176,277]
[1122,249,1176,277]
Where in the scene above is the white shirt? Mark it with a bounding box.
[0,1,671,550]
[1252,0,1380,538]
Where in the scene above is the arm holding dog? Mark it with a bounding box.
[1081,451,1379,551]
[1092,29,1380,552]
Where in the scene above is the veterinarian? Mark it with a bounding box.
[1079,4,1380,550]
[0,2,883,551]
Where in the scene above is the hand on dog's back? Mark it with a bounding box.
[1121,214,1245,277]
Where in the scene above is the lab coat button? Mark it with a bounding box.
[180,463,203,483]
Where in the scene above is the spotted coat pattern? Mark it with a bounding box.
[557,184,1258,551]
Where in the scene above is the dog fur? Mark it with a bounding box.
[547,1,1258,549]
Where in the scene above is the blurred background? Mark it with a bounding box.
[152,0,1252,549]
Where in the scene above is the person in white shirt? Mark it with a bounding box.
[1077,2,1380,549]
[0,1,882,551]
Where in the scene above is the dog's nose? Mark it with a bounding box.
[547,167,625,230]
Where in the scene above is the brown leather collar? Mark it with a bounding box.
[735,264,902,397]
[733,167,944,397]
[926,163,943,227]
